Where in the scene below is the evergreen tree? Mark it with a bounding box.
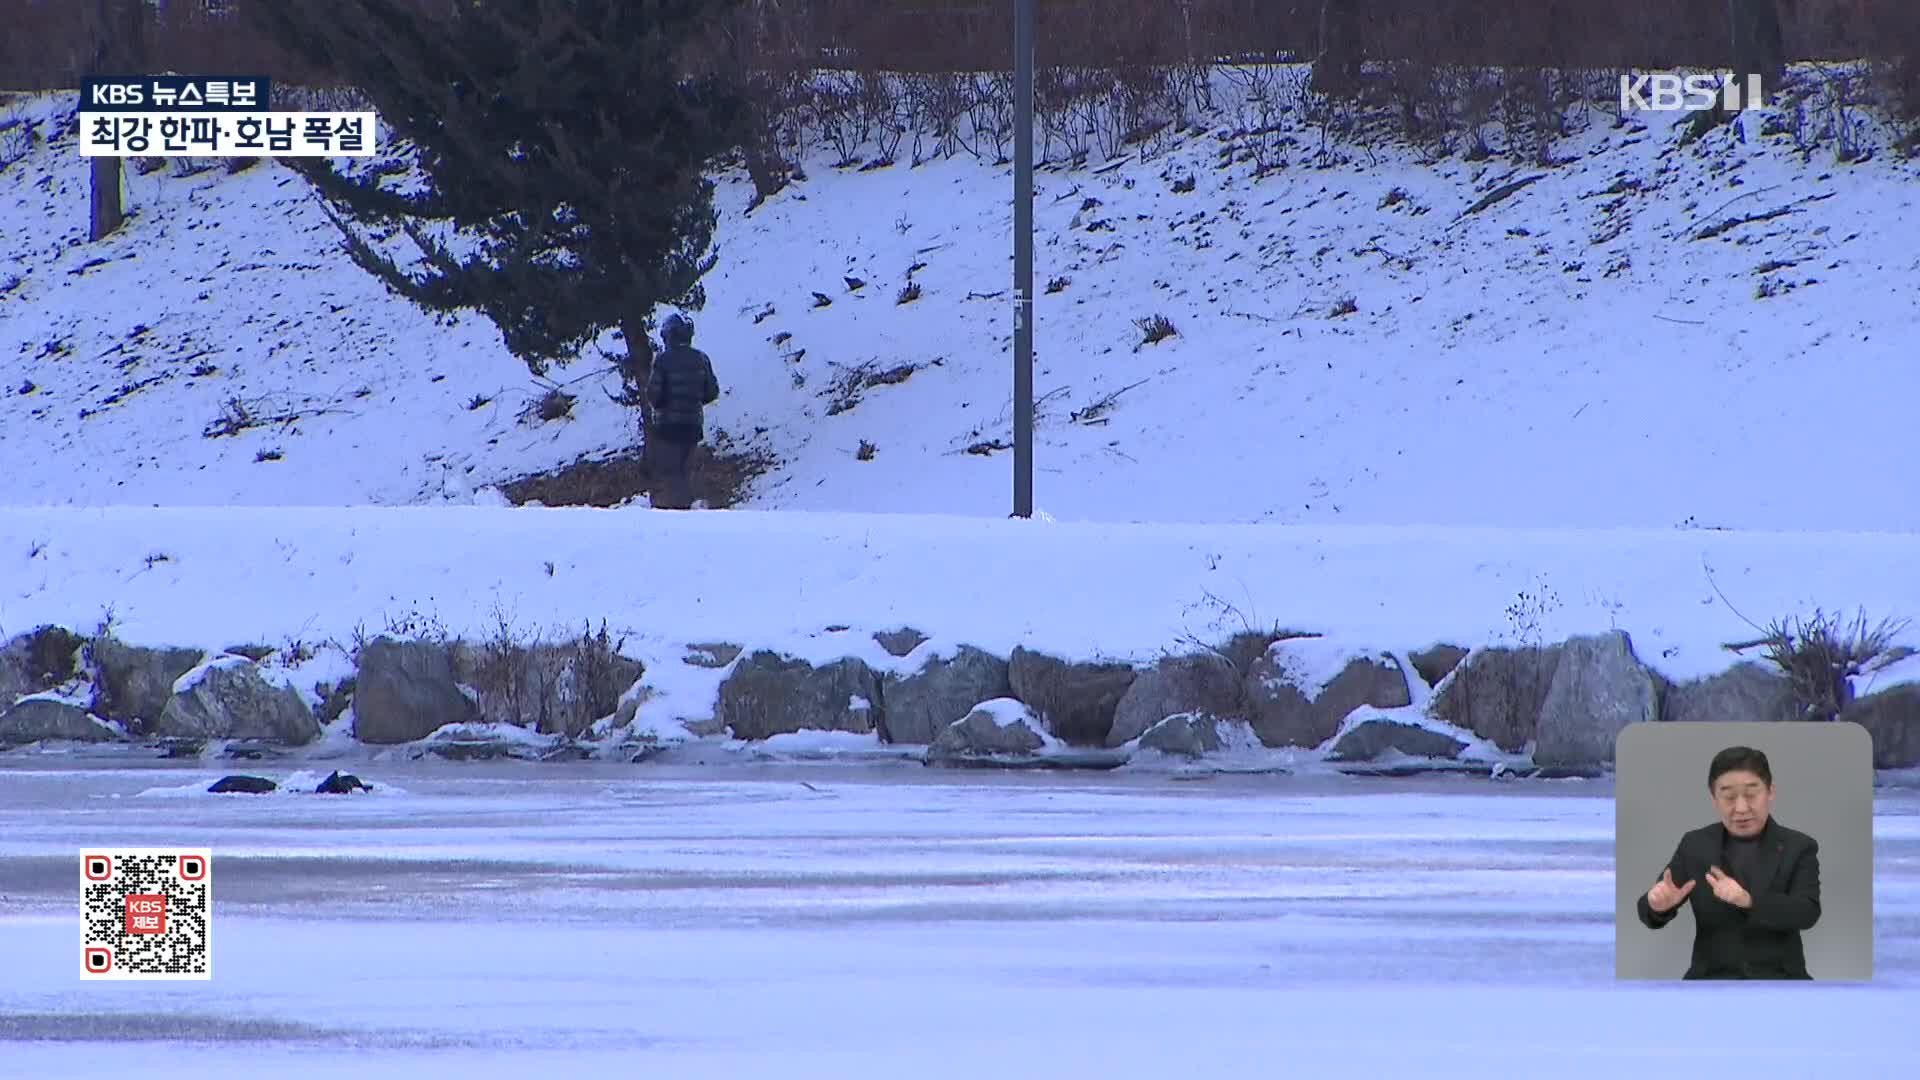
[246,0,744,416]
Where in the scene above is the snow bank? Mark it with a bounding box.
[6,506,1919,687]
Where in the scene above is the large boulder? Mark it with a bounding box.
[873,627,930,658]
[1,627,87,704]
[1328,718,1468,762]
[0,698,121,745]
[880,646,1011,744]
[1136,712,1224,758]
[1840,683,1920,769]
[208,774,277,794]
[353,637,480,744]
[1008,647,1135,746]
[925,698,1052,763]
[716,651,882,740]
[1534,632,1659,769]
[1428,644,1564,752]
[1246,645,1412,749]
[1107,653,1245,747]
[88,637,204,733]
[316,770,373,794]
[158,656,320,744]
[1409,644,1470,689]
[1662,662,1800,725]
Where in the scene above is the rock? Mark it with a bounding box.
[315,770,373,794]
[158,656,320,744]
[208,774,276,794]
[1328,718,1468,762]
[1428,644,1564,752]
[0,698,120,745]
[88,638,204,733]
[223,643,277,663]
[1840,683,1920,769]
[1246,646,1412,749]
[220,739,286,761]
[353,638,479,744]
[873,627,930,658]
[1136,712,1223,758]
[1107,653,1245,747]
[619,682,727,739]
[1,626,87,703]
[683,642,743,669]
[1534,631,1659,769]
[421,738,540,761]
[1007,647,1135,746]
[1339,761,1490,779]
[314,677,356,728]
[716,651,882,740]
[925,698,1050,763]
[880,646,1011,744]
[1662,662,1800,725]
[1409,644,1470,689]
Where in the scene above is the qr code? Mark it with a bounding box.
[80,848,212,980]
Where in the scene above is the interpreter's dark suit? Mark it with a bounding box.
[1635,819,1821,979]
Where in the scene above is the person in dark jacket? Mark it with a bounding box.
[1636,745,1821,979]
[645,314,720,510]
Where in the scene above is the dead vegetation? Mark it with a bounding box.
[459,612,637,737]
[497,434,778,509]
[202,393,346,439]
[1135,313,1177,345]
[1726,608,1913,721]
[823,359,922,416]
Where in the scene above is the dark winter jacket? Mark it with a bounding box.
[1636,818,1821,979]
[647,343,720,441]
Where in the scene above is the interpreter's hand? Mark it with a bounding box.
[1704,866,1753,909]
[1646,868,1696,914]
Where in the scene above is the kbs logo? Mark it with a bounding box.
[1619,72,1766,113]
[87,83,144,107]
[125,894,166,934]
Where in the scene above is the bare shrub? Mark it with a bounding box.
[464,612,634,737]
[525,387,575,424]
[899,72,968,161]
[1135,313,1176,344]
[1728,609,1913,722]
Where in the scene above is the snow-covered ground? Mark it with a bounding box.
[3,762,1919,1077]
[5,73,1919,527]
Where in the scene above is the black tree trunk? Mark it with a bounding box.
[86,0,144,241]
[1729,0,1786,107]
[1310,0,1365,97]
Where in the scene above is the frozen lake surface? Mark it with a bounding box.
[3,759,1919,1077]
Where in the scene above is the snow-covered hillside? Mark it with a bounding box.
[4,72,1918,528]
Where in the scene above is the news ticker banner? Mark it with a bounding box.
[79,75,377,158]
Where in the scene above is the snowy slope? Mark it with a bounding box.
[4,71,1919,528]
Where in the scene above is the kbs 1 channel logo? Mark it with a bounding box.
[1618,71,1768,114]
[79,75,378,158]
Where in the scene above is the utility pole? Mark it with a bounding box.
[1011,0,1034,518]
